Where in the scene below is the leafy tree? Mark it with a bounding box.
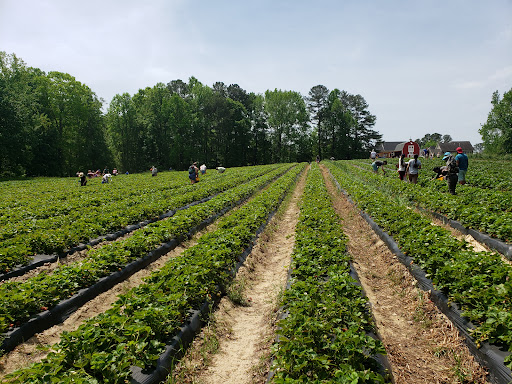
[323,89,356,159]
[474,143,484,153]
[133,83,175,169]
[338,91,380,157]
[227,84,250,109]
[442,134,452,143]
[105,93,142,172]
[166,79,190,99]
[479,89,512,154]
[168,94,192,170]
[0,54,27,175]
[247,93,271,165]
[264,89,309,163]
[416,133,443,148]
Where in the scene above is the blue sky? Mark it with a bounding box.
[1,0,511,145]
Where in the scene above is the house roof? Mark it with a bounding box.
[437,141,474,152]
[394,142,409,151]
[378,141,403,152]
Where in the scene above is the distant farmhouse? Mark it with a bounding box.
[429,141,474,158]
[377,140,474,158]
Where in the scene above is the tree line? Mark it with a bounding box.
[0,52,381,177]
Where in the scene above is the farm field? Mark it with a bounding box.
[0,161,510,383]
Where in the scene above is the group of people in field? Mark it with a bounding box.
[370,147,468,195]
[76,166,120,186]
[188,162,226,184]
[77,162,228,187]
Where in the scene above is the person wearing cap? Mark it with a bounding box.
[442,151,459,195]
[454,147,468,185]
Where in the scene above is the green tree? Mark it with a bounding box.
[132,83,174,169]
[0,53,39,175]
[323,89,356,159]
[306,85,329,159]
[415,133,443,148]
[247,93,271,165]
[338,91,380,157]
[479,89,512,154]
[168,93,192,170]
[264,89,308,163]
[105,93,142,172]
[35,71,109,175]
[166,79,190,99]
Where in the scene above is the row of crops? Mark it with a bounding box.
[325,161,512,376]
[0,165,290,274]
[270,164,389,382]
[350,158,512,244]
[0,164,295,346]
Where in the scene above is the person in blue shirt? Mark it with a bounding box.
[454,147,468,185]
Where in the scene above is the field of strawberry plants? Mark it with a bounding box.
[349,158,512,245]
[1,158,511,383]
[270,164,389,383]
[0,165,282,274]
[0,164,295,353]
[2,164,305,383]
[326,160,512,380]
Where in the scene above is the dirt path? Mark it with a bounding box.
[320,166,489,384]
[172,168,307,384]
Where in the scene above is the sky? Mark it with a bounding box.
[1,0,512,145]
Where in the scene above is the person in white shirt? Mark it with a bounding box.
[397,153,407,181]
[406,154,421,184]
[102,173,112,184]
